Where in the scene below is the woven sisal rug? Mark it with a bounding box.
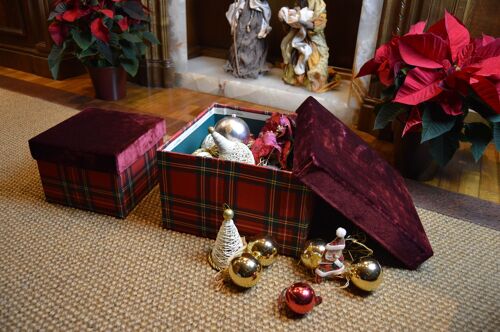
[0,88,499,331]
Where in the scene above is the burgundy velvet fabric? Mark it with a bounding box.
[29,108,166,174]
[292,97,433,269]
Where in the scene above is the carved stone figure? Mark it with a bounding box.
[224,0,272,78]
[279,0,338,92]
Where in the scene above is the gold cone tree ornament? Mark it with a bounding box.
[208,206,245,271]
[208,127,255,164]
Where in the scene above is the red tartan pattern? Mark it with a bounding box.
[158,105,314,257]
[36,142,161,218]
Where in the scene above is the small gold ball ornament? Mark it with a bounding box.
[349,257,383,292]
[300,239,327,270]
[228,253,262,288]
[246,237,278,267]
[223,208,234,221]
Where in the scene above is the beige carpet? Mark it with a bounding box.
[0,88,499,331]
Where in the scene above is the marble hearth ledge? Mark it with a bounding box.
[176,56,355,124]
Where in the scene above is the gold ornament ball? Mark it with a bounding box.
[228,253,262,288]
[350,258,383,292]
[223,208,234,221]
[246,237,278,267]
[300,239,327,270]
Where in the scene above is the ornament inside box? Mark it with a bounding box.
[158,97,433,269]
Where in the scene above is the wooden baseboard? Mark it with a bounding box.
[0,46,85,80]
[132,58,176,88]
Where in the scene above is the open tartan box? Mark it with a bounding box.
[158,98,433,269]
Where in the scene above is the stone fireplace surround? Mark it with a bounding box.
[167,0,384,124]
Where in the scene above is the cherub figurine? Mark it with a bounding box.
[279,0,339,92]
[315,227,346,279]
[224,0,272,78]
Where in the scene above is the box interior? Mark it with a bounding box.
[163,106,270,154]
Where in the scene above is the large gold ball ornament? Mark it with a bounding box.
[300,239,327,270]
[228,253,262,288]
[349,258,383,292]
[246,237,278,267]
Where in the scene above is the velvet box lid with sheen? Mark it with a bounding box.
[292,97,433,270]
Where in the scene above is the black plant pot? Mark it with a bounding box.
[392,118,439,181]
[87,66,127,101]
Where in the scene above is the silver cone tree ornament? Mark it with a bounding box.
[208,206,244,271]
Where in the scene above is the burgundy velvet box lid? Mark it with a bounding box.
[29,108,166,174]
[292,97,433,269]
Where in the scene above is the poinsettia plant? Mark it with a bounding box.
[357,11,500,166]
[47,0,159,79]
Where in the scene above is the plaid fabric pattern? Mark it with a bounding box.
[158,105,314,257]
[37,142,161,218]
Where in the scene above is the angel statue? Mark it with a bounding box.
[279,0,340,92]
[224,0,272,78]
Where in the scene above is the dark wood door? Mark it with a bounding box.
[0,0,83,79]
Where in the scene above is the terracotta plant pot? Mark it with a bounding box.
[392,118,439,181]
[87,66,127,101]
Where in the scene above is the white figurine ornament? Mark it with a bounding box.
[315,227,347,278]
[208,127,255,164]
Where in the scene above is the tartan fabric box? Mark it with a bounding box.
[158,105,313,257]
[29,108,166,218]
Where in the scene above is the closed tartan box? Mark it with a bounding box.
[29,108,166,218]
[158,104,313,257]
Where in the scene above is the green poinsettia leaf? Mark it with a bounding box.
[71,29,92,51]
[464,122,493,162]
[493,123,500,151]
[421,105,456,143]
[428,127,460,166]
[103,17,114,30]
[121,32,142,43]
[120,56,139,77]
[136,42,147,56]
[77,46,98,60]
[48,43,66,80]
[109,33,120,48]
[143,31,160,45]
[96,40,114,65]
[381,85,396,100]
[90,0,99,6]
[121,41,137,60]
[373,102,408,130]
[121,1,148,21]
[48,3,66,21]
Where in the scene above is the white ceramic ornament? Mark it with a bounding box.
[201,134,215,149]
[192,148,213,158]
[208,127,255,164]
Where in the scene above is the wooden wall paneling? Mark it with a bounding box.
[0,0,85,79]
[133,0,175,87]
[462,0,500,37]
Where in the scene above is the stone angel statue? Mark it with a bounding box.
[279,0,340,92]
[224,0,272,78]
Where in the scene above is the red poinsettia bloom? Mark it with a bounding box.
[359,11,500,118]
[356,21,427,87]
[48,21,69,46]
[117,16,129,32]
[61,0,91,22]
[90,17,110,43]
[395,12,500,115]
